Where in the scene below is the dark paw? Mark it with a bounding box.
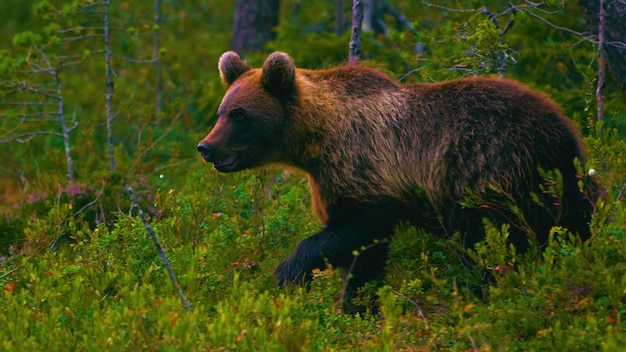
[275,257,310,287]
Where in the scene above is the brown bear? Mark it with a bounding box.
[198,51,599,309]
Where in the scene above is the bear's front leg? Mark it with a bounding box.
[274,229,339,286]
[274,201,400,292]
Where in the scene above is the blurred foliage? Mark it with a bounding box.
[0,0,625,350]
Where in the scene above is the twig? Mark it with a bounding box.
[421,1,476,13]
[392,289,429,329]
[616,182,626,202]
[10,82,61,100]
[49,181,106,251]
[399,67,424,82]
[523,9,596,43]
[522,0,565,15]
[1,131,66,144]
[129,112,181,174]
[126,185,193,313]
[111,54,159,64]
[0,252,43,281]
[0,266,21,281]
[425,1,626,51]
[154,157,197,173]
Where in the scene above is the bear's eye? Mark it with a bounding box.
[230,110,247,122]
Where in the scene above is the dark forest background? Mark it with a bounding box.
[1,1,625,350]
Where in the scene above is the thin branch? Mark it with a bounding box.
[9,82,61,101]
[616,182,626,202]
[57,54,92,61]
[604,41,626,50]
[111,54,159,64]
[23,117,62,123]
[0,115,28,137]
[523,8,593,38]
[398,67,424,82]
[426,1,626,50]
[59,60,87,68]
[129,113,181,174]
[49,181,106,251]
[421,1,476,13]
[0,111,60,118]
[393,290,429,328]
[72,11,107,16]
[0,266,21,281]
[75,19,107,26]
[0,102,58,107]
[59,34,102,45]
[126,185,193,313]
[596,0,605,121]
[522,0,565,15]
[154,157,197,173]
[56,26,106,34]
[79,1,110,9]
[1,130,65,143]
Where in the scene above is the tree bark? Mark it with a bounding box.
[231,0,280,54]
[578,0,626,97]
[349,0,364,66]
[595,0,605,121]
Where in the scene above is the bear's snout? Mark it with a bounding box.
[197,142,214,162]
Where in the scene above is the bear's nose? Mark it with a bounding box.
[197,142,214,162]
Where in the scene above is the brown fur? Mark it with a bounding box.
[271,66,588,223]
[198,52,599,310]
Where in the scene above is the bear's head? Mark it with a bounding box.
[197,51,296,172]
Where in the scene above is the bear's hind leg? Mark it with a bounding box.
[341,241,390,314]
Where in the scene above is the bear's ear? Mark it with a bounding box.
[218,51,251,86]
[262,52,295,97]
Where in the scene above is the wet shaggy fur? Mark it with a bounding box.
[198,51,599,310]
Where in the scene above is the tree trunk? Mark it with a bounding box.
[349,0,364,66]
[578,0,626,97]
[231,0,280,54]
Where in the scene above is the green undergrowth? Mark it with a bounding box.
[2,0,626,349]
[2,119,626,350]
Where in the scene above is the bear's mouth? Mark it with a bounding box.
[212,152,240,171]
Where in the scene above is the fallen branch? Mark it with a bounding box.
[126,185,193,313]
[0,266,21,281]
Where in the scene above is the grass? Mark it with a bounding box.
[1,123,626,351]
[1,0,625,349]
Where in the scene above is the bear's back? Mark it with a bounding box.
[397,77,586,207]
[298,65,400,98]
